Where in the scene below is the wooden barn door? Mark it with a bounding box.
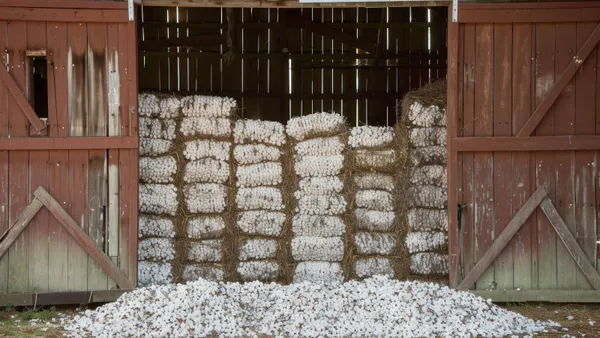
[0,1,138,296]
[447,3,600,301]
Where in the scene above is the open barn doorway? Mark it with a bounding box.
[137,6,448,126]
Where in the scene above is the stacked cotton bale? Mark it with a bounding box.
[349,126,399,279]
[137,93,179,286]
[287,113,348,284]
[402,97,449,277]
[179,95,237,283]
[233,120,287,282]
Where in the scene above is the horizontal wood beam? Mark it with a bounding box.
[140,0,448,8]
[461,2,600,10]
[0,289,132,307]
[0,199,43,259]
[449,136,600,152]
[139,35,226,50]
[0,0,128,9]
[140,21,440,29]
[458,7,600,23]
[0,136,138,150]
[34,187,135,290]
[472,290,600,303]
[0,8,129,22]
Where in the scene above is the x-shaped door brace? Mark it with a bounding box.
[0,65,46,134]
[458,186,600,290]
[0,186,134,289]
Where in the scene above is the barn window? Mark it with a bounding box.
[27,52,49,119]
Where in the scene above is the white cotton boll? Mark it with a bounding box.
[410,252,449,275]
[408,185,447,208]
[158,95,181,119]
[234,120,286,146]
[410,127,447,148]
[180,95,235,118]
[138,261,172,286]
[140,138,173,157]
[139,215,175,238]
[354,173,395,191]
[236,162,283,187]
[188,240,223,262]
[293,261,344,283]
[182,264,224,282]
[354,232,396,255]
[184,158,230,184]
[138,93,160,117]
[410,146,446,166]
[292,215,345,237]
[349,126,394,148]
[183,140,231,161]
[238,261,279,281]
[139,117,177,140]
[294,155,344,177]
[238,239,278,260]
[236,211,285,236]
[354,149,397,170]
[140,184,178,215]
[236,187,283,211]
[408,208,448,232]
[296,194,347,216]
[187,216,226,239]
[291,236,344,261]
[295,136,344,157]
[297,176,344,196]
[233,144,282,164]
[180,117,232,138]
[286,112,346,141]
[138,238,175,261]
[408,102,446,127]
[355,258,395,278]
[139,156,177,183]
[406,231,447,254]
[355,209,395,232]
[410,165,447,187]
[185,183,227,213]
[355,190,395,212]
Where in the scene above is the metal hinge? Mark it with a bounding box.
[452,0,458,23]
[128,0,134,22]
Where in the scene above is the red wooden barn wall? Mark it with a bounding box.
[0,2,138,293]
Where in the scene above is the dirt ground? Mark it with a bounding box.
[1,303,600,337]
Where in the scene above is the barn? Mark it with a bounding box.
[0,0,598,306]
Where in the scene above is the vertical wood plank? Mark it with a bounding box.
[511,23,534,290]
[0,20,9,293]
[67,150,88,291]
[356,8,367,123]
[48,23,69,137]
[67,22,88,137]
[127,13,139,286]
[268,8,287,123]
[288,9,303,116]
[178,8,189,92]
[48,151,69,292]
[107,149,119,290]
[222,9,242,115]
[167,8,178,92]
[473,23,494,290]
[87,151,108,290]
[447,11,459,287]
[492,23,513,291]
[7,22,27,137]
[535,22,557,290]
[342,8,356,126]
[118,149,130,281]
[321,8,333,113]
[410,7,428,89]
[430,7,447,82]
[87,23,108,137]
[140,6,161,91]
[118,23,130,137]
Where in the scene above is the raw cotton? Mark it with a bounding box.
[233,144,282,164]
[185,183,227,213]
[186,216,226,239]
[139,156,177,183]
[139,117,177,140]
[355,190,395,212]
[138,93,160,117]
[349,126,394,148]
[407,101,446,127]
[139,215,175,238]
[354,149,397,170]
[180,95,236,118]
[183,158,230,184]
[295,136,345,157]
[137,261,173,286]
[234,120,286,146]
[235,187,284,211]
[409,146,446,166]
[292,215,346,237]
[410,127,447,148]
[180,117,232,138]
[183,140,231,161]
[236,162,283,187]
[296,194,347,216]
[182,264,224,282]
[297,176,344,196]
[354,209,395,232]
[354,232,396,255]
[238,239,278,260]
[286,112,346,141]
[238,261,279,281]
[355,257,395,278]
[187,240,223,262]
[236,211,286,237]
[294,155,344,177]
[158,95,181,118]
[63,276,558,338]
[139,138,172,157]
[406,231,447,254]
[407,209,448,232]
[410,252,449,275]
[138,238,175,261]
[293,261,344,284]
[292,236,344,261]
[354,173,395,191]
[408,185,448,208]
[410,165,447,187]
[139,184,178,216]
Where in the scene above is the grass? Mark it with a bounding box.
[0,306,69,337]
